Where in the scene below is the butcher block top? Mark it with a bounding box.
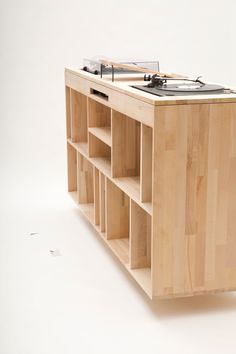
[65,67,236,106]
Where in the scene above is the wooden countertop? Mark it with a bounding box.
[65,67,236,106]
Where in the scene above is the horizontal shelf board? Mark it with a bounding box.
[114,176,140,199]
[128,267,151,297]
[88,127,111,147]
[68,192,94,223]
[114,176,152,215]
[90,157,111,177]
[67,138,111,177]
[141,202,152,215]
[67,139,152,215]
[67,139,88,156]
[79,203,94,223]
[69,191,78,203]
[107,238,129,265]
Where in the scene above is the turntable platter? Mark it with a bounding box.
[131,82,228,97]
[158,82,225,93]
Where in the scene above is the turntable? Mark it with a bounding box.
[131,74,234,97]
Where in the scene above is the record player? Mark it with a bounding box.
[131,75,234,97]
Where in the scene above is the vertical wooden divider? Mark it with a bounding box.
[66,86,71,139]
[110,109,113,176]
[94,168,100,225]
[77,153,94,204]
[67,143,77,192]
[86,97,90,153]
[140,124,153,202]
[99,173,106,234]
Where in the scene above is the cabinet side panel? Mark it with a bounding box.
[152,103,236,298]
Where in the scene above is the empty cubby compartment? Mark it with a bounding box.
[112,110,140,178]
[88,98,111,147]
[106,179,130,264]
[130,200,151,269]
[89,133,111,157]
[88,98,111,127]
[70,89,88,143]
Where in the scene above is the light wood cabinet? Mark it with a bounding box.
[65,68,236,299]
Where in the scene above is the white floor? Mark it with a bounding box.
[1,168,236,354]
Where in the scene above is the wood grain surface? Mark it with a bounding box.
[152,103,236,297]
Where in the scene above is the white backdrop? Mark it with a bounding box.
[1,1,236,354]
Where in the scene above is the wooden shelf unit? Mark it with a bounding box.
[65,67,236,299]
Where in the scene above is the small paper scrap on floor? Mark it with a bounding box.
[49,249,62,257]
[29,232,38,236]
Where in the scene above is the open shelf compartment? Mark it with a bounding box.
[88,133,111,173]
[129,199,152,294]
[130,200,151,269]
[88,126,111,147]
[88,98,111,146]
[67,143,95,223]
[71,89,88,143]
[66,87,88,154]
[106,178,130,265]
[112,110,140,178]
[88,98,112,175]
[111,109,141,207]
